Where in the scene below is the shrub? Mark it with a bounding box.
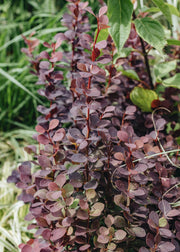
[8,0,180,251]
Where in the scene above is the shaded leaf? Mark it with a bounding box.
[162,73,180,89]
[37,134,50,145]
[70,153,87,163]
[79,244,90,251]
[158,242,175,252]
[131,227,146,238]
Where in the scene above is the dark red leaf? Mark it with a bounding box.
[77,209,89,220]
[50,51,63,62]
[37,135,50,145]
[55,174,66,188]
[79,244,90,251]
[117,130,129,142]
[158,242,175,252]
[50,228,67,241]
[35,125,46,134]
[159,228,174,238]
[53,128,66,142]
[49,119,59,130]
[21,244,33,252]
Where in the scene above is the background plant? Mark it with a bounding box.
[5,0,180,251]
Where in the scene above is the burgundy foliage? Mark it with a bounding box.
[8,1,180,251]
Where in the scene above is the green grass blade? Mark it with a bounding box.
[0,24,43,51]
[0,68,44,105]
[0,237,18,252]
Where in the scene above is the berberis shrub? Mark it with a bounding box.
[8,0,180,251]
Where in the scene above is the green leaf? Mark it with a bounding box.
[162,73,180,89]
[130,87,158,112]
[134,17,167,54]
[69,199,79,209]
[95,28,109,43]
[117,66,140,81]
[121,69,140,81]
[167,39,180,46]
[154,60,177,80]
[166,3,180,17]
[63,183,74,197]
[152,0,172,24]
[145,7,160,13]
[108,0,133,52]
[159,217,168,227]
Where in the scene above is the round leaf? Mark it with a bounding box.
[130,87,158,112]
[49,119,59,130]
[114,229,127,240]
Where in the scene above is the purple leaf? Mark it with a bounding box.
[55,174,66,188]
[84,180,98,190]
[156,118,166,131]
[37,135,50,145]
[131,227,146,238]
[50,228,67,241]
[21,245,33,252]
[50,51,63,62]
[99,6,108,17]
[114,230,127,240]
[77,209,89,220]
[53,128,66,142]
[167,209,180,218]
[38,155,51,168]
[79,244,90,251]
[49,119,59,130]
[70,153,87,163]
[159,228,174,238]
[97,234,109,244]
[35,125,46,134]
[95,40,107,50]
[158,242,175,252]
[117,130,129,142]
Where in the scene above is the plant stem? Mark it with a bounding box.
[133,12,154,89]
[139,36,154,89]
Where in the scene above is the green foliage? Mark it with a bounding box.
[130,87,158,112]
[107,0,133,52]
[167,38,180,46]
[117,66,140,81]
[94,28,109,43]
[152,0,172,24]
[153,60,177,81]
[0,0,66,131]
[162,73,180,89]
[0,130,36,252]
[134,17,167,54]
